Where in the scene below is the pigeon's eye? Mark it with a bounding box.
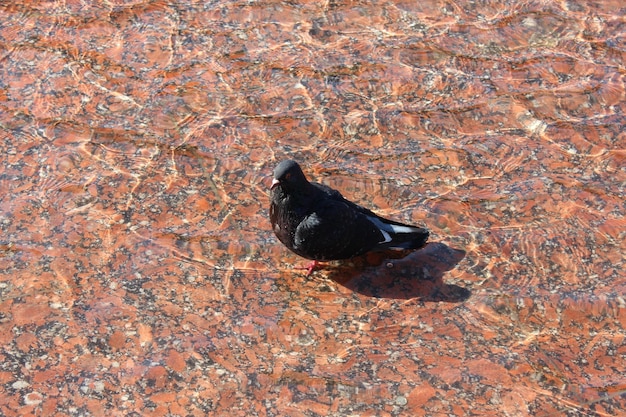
[284,173,292,181]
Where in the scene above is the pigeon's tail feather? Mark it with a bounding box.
[387,229,429,250]
[368,216,429,250]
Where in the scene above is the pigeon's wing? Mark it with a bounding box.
[293,181,429,259]
[313,182,429,251]
[293,198,385,260]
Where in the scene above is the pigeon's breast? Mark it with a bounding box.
[270,192,301,247]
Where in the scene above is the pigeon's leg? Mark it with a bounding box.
[305,260,319,276]
[294,260,320,276]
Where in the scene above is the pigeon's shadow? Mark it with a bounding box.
[325,243,470,302]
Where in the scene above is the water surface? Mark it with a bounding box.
[0,1,624,416]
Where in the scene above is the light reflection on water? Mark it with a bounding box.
[0,1,624,415]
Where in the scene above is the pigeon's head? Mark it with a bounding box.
[271,160,308,191]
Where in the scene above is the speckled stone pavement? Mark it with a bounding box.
[1,1,624,416]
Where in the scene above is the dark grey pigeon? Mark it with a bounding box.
[269,160,429,273]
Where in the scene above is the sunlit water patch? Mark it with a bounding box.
[0,1,624,416]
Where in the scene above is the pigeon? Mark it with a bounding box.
[269,160,429,274]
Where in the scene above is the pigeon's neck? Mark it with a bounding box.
[280,183,318,212]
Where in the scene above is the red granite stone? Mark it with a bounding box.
[0,1,624,416]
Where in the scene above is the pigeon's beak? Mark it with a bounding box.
[270,178,280,190]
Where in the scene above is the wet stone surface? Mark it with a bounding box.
[0,1,625,416]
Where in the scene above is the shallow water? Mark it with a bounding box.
[1,1,624,416]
